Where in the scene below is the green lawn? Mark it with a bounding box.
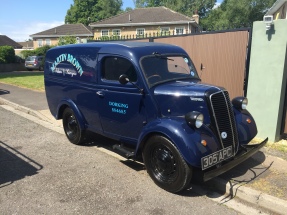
[0,72,44,91]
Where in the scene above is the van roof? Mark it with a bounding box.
[52,41,177,49]
[48,41,186,59]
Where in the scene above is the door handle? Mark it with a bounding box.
[96,91,104,97]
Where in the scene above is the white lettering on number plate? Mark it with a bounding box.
[201,146,233,170]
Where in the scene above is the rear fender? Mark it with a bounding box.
[56,99,86,130]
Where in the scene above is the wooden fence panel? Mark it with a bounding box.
[154,31,249,99]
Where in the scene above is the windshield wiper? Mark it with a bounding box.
[152,52,174,61]
[176,76,201,81]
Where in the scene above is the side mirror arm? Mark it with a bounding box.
[119,74,144,95]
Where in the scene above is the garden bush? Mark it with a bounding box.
[20,45,53,60]
[0,46,15,63]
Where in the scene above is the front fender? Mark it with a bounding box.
[56,99,86,130]
[136,117,220,168]
[234,108,257,145]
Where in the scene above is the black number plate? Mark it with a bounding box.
[201,146,233,170]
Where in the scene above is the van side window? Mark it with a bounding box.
[102,57,137,82]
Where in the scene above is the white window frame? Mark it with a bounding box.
[101,29,109,37]
[175,27,185,35]
[112,29,121,36]
[45,39,51,46]
[37,39,43,47]
[160,27,170,35]
[136,28,145,36]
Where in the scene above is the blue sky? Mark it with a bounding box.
[0,0,222,42]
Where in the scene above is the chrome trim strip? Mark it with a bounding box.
[209,90,238,154]
[209,91,224,149]
[154,90,205,97]
[222,91,237,154]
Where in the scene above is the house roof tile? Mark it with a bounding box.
[90,6,196,27]
[18,41,34,48]
[30,24,93,38]
[0,35,22,48]
[265,0,287,15]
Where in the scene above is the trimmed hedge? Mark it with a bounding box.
[0,46,15,63]
[20,45,54,59]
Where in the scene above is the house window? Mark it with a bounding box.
[136,28,145,37]
[175,27,184,35]
[45,39,51,46]
[112,29,121,36]
[37,39,43,47]
[101,30,109,37]
[160,27,170,35]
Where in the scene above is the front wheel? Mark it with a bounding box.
[143,135,192,193]
[62,107,85,145]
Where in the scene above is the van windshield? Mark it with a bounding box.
[140,54,199,88]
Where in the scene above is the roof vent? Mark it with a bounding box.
[55,28,57,34]
[129,14,131,22]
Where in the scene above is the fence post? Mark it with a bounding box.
[243,27,252,97]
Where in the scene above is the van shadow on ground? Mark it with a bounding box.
[0,141,43,188]
[193,150,271,199]
[79,132,271,198]
[0,89,10,95]
[82,132,146,171]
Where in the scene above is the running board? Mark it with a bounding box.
[112,145,135,159]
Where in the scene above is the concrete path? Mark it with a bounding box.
[0,81,287,214]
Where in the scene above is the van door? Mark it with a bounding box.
[96,55,147,141]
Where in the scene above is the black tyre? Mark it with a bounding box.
[62,107,85,145]
[143,135,192,193]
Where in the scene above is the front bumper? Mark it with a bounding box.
[200,138,268,182]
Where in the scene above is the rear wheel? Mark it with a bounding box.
[143,135,192,193]
[62,107,85,145]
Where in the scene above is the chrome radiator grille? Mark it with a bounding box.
[209,90,239,153]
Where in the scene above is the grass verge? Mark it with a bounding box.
[0,72,44,91]
[252,138,287,153]
[266,140,287,153]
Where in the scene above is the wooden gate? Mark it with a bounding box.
[153,29,251,99]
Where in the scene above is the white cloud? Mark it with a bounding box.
[213,2,221,9]
[1,21,64,42]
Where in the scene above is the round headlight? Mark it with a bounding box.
[185,111,204,128]
[232,97,248,110]
[242,98,248,109]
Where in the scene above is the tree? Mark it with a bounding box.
[133,0,216,17]
[58,36,77,46]
[201,0,277,30]
[65,0,123,25]
[125,7,133,12]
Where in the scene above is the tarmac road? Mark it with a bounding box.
[1,79,287,214]
[0,105,267,215]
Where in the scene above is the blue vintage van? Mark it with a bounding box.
[44,42,267,193]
